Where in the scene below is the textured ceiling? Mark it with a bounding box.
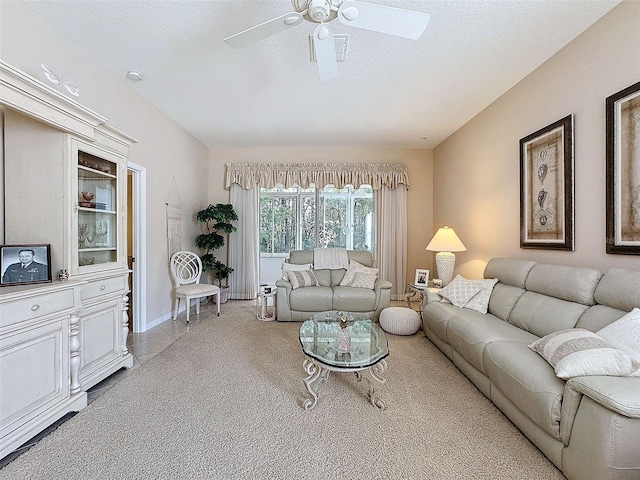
[24,0,620,149]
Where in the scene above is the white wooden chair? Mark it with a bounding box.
[170,251,220,323]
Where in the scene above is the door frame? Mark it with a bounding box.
[127,161,147,333]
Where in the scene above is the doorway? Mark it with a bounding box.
[127,162,147,333]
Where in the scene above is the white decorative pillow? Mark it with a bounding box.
[597,308,640,359]
[464,278,499,314]
[339,259,378,286]
[438,275,483,308]
[528,328,640,379]
[287,270,318,289]
[282,262,312,279]
[350,272,377,289]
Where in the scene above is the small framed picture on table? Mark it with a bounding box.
[414,269,429,287]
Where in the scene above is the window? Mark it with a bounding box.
[260,184,374,255]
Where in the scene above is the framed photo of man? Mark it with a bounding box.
[1,244,52,286]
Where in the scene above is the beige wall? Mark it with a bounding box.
[210,147,434,284]
[1,1,210,326]
[433,0,640,278]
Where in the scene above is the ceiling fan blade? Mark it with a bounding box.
[224,12,304,48]
[313,24,338,81]
[338,0,430,40]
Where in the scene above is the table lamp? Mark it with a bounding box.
[426,226,467,286]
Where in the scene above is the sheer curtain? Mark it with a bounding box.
[376,184,407,301]
[228,183,260,300]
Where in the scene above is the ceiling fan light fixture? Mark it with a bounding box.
[309,34,348,62]
[308,0,331,22]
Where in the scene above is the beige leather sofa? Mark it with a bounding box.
[275,250,392,322]
[423,258,640,480]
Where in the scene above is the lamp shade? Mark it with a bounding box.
[425,226,466,252]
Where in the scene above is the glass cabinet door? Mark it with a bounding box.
[73,142,124,273]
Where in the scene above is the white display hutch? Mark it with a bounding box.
[0,61,136,459]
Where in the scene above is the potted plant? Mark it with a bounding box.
[195,203,238,303]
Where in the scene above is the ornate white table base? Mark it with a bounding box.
[302,358,388,411]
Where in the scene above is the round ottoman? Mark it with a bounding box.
[379,307,421,335]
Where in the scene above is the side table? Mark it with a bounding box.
[405,283,427,316]
[256,287,277,321]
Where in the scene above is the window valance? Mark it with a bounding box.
[225,163,409,190]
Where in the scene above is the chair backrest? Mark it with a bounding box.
[170,251,203,287]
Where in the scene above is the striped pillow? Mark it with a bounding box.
[528,328,640,379]
[287,270,318,289]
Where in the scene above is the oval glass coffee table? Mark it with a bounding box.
[298,311,389,411]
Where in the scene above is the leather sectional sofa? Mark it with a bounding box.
[275,250,391,321]
[422,258,640,480]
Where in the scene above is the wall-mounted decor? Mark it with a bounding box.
[520,115,574,250]
[1,244,52,286]
[606,81,640,255]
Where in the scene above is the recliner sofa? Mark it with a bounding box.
[423,258,640,480]
[275,250,391,322]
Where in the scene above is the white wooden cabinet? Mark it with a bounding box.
[0,60,137,455]
[0,281,87,459]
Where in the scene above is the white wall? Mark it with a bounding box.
[209,146,434,285]
[433,0,640,278]
[1,1,210,327]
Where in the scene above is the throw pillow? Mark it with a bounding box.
[464,278,499,314]
[597,308,640,359]
[350,272,377,289]
[281,262,312,279]
[339,259,378,286]
[528,328,640,379]
[287,269,318,289]
[438,275,483,308]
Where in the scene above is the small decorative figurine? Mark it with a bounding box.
[58,269,69,281]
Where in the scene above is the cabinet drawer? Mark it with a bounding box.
[81,276,127,301]
[0,289,75,328]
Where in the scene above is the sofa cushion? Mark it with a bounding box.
[289,286,333,311]
[594,268,640,312]
[332,285,376,312]
[508,292,588,337]
[529,329,640,379]
[446,312,538,374]
[525,264,601,305]
[423,301,460,344]
[575,304,630,332]
[313,269,332,286]
[488,283,527,321]
[484,257,536,288]
[484,340,565,440]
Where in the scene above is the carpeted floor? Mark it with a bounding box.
[0,303,565,479]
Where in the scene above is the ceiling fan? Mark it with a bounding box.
[224,0,430,81]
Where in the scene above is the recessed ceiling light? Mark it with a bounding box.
[126,71,143,81]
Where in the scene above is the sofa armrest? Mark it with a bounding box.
[566,376,640,418]
[373,279,392,293]
[424,287,442,305]
[561,374,640,445]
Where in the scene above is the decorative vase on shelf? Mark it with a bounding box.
[335,316,351,353]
